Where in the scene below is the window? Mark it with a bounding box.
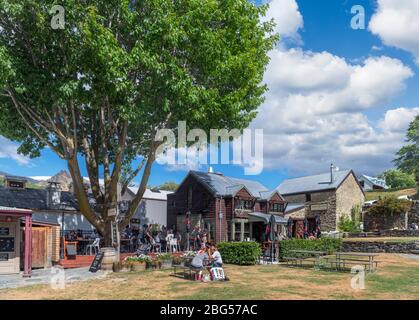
[235,199,253,210]
[305,193,312,202]
[271,203,284,212]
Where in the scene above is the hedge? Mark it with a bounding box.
[218,241,261,265]
[279,238,342,259]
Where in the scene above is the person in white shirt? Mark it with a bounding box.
[210,244,223,267]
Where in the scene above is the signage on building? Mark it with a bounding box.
[310,204,328,211]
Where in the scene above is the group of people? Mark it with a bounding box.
[191,243,223,269]
[189,226,209,250]
[123,224,182,252]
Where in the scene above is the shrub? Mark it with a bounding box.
[338,215,361,232]
[279,238,342,259]
[367,196,412,215]
[218,241,261,265]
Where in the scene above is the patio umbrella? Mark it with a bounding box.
[287,217,293,238]
[315,214,321,238]
[269,214,277,263]
[303,218,309,239]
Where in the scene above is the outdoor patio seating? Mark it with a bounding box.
[85,238,100,255]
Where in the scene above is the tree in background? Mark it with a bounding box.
[381,169,416,189]
[394,115,419,185]
[0,0,277,245]
[157,182,179,192]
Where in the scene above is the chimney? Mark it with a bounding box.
[330,163,334,184]
[47,181,62,208]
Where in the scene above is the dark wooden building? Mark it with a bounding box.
[167,170,289,245]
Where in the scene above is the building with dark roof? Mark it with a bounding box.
[0,176,94,232]
[275,165,365,234]
[167,170,289,245]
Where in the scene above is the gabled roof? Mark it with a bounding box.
[259,190,285,201]
[276,169,355,195]
[187,171,270,198]
[127,187,173,201]
[0,186,79,211]
[359,175,388,189]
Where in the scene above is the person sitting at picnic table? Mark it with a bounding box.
[209,244,223,268]
[191,247,209,270]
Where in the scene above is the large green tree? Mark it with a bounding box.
[381,169,416,189]
[0,0,277,245]
[394,114,419,185]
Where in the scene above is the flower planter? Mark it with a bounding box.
[120,264,132,273]
[160,259,173,269]
[131,262,147,272]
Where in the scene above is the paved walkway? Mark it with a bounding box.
[400,253,419,261]
[0,267,107,290]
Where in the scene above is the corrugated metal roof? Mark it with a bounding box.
[248,212,288,224]
[190,171,270,198]
[127,188,173,201]
[276,170,352,195]
[0,186,79,211]
[284,203,305,213]
[0,206,32,213]
[360,175,388,189]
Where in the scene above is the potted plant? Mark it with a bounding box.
[125,255,151,271]
[172,254,184,267]
[158,253,173,269]
[147,255,161,270]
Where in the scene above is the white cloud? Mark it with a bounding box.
[251,43,415,176]
[263,0,303,41]
[369,0,419,64]
[0,136,30,166]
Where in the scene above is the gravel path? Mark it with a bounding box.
[0,267,107,290]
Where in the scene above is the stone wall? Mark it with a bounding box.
[363,211,407,232]
[409,201,419,225]
[342,240,419,253]
[283,190,337,232]
[336,172,365,223]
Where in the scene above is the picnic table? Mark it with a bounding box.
[172,256,210,280]
[284,250,326,268]
[334,252,380,272]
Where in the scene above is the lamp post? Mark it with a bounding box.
[60,211,65,260]
[219,197,223,243]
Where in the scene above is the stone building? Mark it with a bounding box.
[167,170,289,245]
[275,167,365,234]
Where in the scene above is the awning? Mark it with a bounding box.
[247,212,289,224]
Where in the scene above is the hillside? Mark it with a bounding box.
[365,188,418,201]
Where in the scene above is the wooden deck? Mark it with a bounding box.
[58,252,136,268]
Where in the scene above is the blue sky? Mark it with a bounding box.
[1,0,418,190]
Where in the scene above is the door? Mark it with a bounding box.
[0,221,20,274]
[294,220,305,239]
[32,227,46,268]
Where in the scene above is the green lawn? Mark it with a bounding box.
[0,254,418,300]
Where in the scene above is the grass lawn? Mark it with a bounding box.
[0,254,418,300]
[343,237,419,243]
[364,188,417,201]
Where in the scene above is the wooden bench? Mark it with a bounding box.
[282,257,303,267]
[173,264,203,279]
[333,258,380,272]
